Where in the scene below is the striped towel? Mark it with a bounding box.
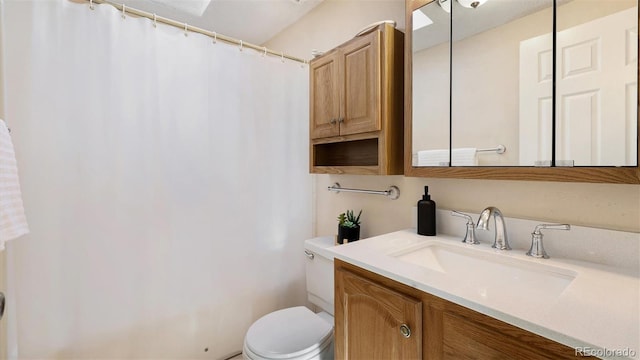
[0,119,29,250]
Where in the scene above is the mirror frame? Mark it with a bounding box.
[405,0,640,183]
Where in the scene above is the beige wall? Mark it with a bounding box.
[266,0,640,237]
[265,0,406,59]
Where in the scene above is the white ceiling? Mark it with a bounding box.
[118,0,325,45]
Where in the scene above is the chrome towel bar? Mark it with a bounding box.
[477,145,506,154]
[328,183,400,200]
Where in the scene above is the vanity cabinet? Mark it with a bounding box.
[309,23,404,175]
[335,259,588,359]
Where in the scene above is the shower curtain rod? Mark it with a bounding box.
[83,0,308,65]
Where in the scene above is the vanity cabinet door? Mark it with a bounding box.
[335,263,422,359]
[423,287,587,360]
[434,308,582,359]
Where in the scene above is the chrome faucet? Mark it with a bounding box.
[477,206,511,250]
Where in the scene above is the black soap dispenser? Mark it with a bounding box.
[417,186,436,236]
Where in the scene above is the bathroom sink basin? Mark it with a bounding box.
[390,242,577,303]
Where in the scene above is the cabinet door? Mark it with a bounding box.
[340,30,381,136]
[310,53,341,139]
[336,268,422,359]
[423,293,586,360]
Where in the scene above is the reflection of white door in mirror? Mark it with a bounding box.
[520,7,638,167]
[519,33,553,166]
[557,7,637,166]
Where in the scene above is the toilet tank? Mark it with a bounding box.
[304,236,336,315]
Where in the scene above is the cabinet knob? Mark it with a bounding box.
[338,118,344,123]
[329,118,337,125]
[399,323,411,338]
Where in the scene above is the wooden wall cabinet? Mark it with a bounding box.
[335,259,589,359]
[310,23,404,175]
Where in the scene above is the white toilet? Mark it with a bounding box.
[243,236,336,360]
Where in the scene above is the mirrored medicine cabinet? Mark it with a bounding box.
[405,0,640,183]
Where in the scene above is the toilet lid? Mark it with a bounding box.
[245,306,333,359]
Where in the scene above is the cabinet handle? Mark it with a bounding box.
[399,323,411,338]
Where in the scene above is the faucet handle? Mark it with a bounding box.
[527,223,571,259]
[451,211,479,244]
[533,223,570,234]
[451,210,473,224]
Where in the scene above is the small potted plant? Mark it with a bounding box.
[337,209,362,244]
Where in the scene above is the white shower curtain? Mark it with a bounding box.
[1,0,312,358]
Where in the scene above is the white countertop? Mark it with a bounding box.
[330,229,640,360]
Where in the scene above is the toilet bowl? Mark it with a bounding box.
[243,237,336,360]
[242,307,334,360]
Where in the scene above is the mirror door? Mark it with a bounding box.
[555,0,638,166]
[451,0,554,166]
[411,0,451,167]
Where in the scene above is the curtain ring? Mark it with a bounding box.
[212,32,217,44]
[121,4,126,19]
[184,23,188,37]
[239,40,243,52]
[153,14,157,28]
[89,0,94,10]
[262,47,267,57]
